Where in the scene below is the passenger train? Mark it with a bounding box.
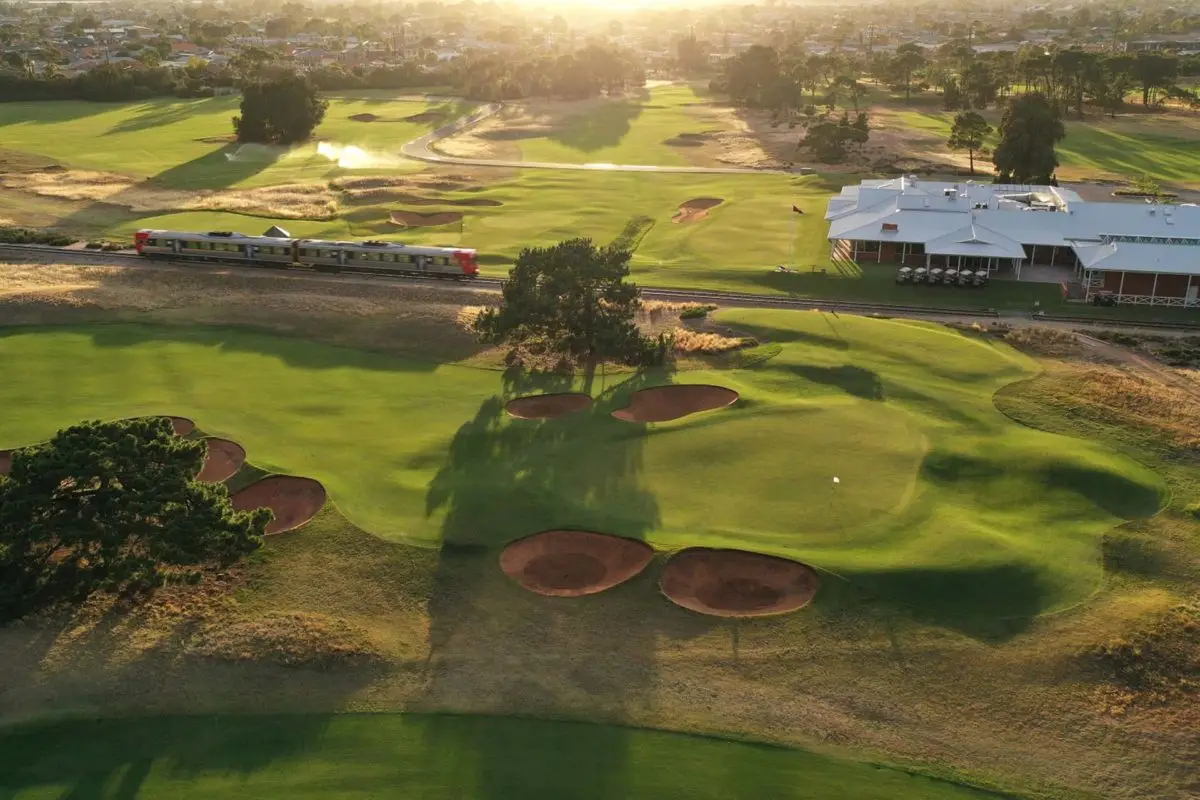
[134,229,480,279]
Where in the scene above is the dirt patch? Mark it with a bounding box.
[349,113,379,122]
[0,449,11,476]
[231,475,326,534]
[197,437,246,483]
[505,392,592,420]
[403,111,447,124]
[166,416,195,436]
[672,197,724,223]
[612,384,738,423]
[660,548,819,617]
[195,135,237,144]
[390,210,463,227]
[500,530,654,597]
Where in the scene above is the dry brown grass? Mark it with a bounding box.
[0,170,338,220]
[0,262,497,362]
[188,611,385,668]
[1003,325,1085,357]
[671,327,755,354]
[1068,364,1200,448]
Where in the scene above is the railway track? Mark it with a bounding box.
[0,243,1006,322]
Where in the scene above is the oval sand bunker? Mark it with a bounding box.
[0,449,11,477]
[500,530,654,597]
[672,197,724,223]
[505,393,592,420]
[612,384,738,423]
[166,417,195,436]
[661,548,818,617]
[197,438,246,483]
[231,475,326,534]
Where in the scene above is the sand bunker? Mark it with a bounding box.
[231,475,326,534]
[672,197,724,223]
[505,393,592,420]
[166,416,195,436]
[0,449,11,477]
[403,111,447,124]
[661,548,819,617]
[664,132,712,148]
[390,210,464,227]
[612,384,738,423]
[197,438,246,483]
[500,530,654,597]
[349,113,379,122]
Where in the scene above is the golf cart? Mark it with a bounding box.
[912,267,928,283]
[896,267,912,283]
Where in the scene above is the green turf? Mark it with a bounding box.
[0,713,1014,799]
[886,108,1200,187]
[0,92,474,188]
[501,84,724,166]
[0,313,1164,627]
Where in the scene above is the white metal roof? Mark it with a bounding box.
[1073,241,1200,275]
[824,179,1200,262]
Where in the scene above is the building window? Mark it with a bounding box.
[858,240,881,253]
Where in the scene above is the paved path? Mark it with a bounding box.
[400,102,797,175]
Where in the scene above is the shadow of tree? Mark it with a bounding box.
[102,98,237,137]
[784,364,884,400]
[416,364,691,798]
[547,100,646,153]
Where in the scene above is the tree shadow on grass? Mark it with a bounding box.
[50,143,281,239]
[102,98,235,137]
[416,365,711,798]
[548,100,646,153]
[0,714,348,799]
[780,363,884,400]
[822,563,1053,643]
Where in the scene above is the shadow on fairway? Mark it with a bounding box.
[52,143,279,238]
[830,563,1052,642]
[102,98,235,137]
[782,364,884,400]
[548,99,647,153]
[0,323,440,374]
[0,715,343,797]
[418,364,714,796]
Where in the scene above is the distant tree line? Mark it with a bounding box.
[452,44,646,102]
[0,61,237,102]
[714,43,1200,118]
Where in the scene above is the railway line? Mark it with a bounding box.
[5,242,1199,333]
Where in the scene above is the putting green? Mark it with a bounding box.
[0,311,1163,622]
[0,714,1011,799]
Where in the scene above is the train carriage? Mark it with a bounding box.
[135,229,479,279]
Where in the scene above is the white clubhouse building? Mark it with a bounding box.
[825,177,1200,307]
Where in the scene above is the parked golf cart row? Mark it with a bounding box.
[896,267,990,287]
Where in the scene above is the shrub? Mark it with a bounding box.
[0,227,74,246]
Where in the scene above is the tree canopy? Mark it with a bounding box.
[233,72,328,145]
[0,418,269,621]
[473,238,666,368]
[991,94,1065,184]
[947,111,993,175]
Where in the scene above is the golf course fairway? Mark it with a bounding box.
[0,311,1163,627]
[0,714,1011,799]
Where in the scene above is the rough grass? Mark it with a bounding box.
[671,326,755,353]
[189,611,384,669]
[1081,600,1199,712]
[2,170,339,219]
[0,262,493,362]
